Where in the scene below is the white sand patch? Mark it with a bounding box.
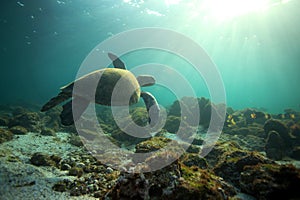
[0,132,97,199]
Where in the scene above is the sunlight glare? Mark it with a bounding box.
[164,0,181,7]
[203,0,270,21]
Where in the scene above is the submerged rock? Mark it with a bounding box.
[0,116,9,126]
[68,167,84,177]
[133,136,185,165]
[52,179,71,192]
[68,135,84,147]
[283,109,300,121]
[9,125,28,135]
[51,150,120,197]
[186,144,201,153]
[78,128,101,141]
[203,141,244,167]
[8,112,41,132]
[263,119,300,160]
[290,123,300,143]
[107,172,154,199]
[180,153,208,169]
[130,107,149,127]
[240,164,300,199]
[225,124,266,138]
[111,128,146,146]
[135,136,172,153]
[30,152,61,167]
[164,115,181,133]
[265,130,286,160]
[264,119,290,141]
[143,150,182,171]
[102,108,155,145]
[12,106,28,116]
[224,108,272,130]
[41,106,62,131]
[173,165,236,200]
[290,146,300,160]
[0,128,13,144]
[214,150,274,186]
[107,161,236,200]
[40,127,56,136]
[167,97,224,130]
[243,108,267,125]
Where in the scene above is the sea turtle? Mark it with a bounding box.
[41,53,160,126]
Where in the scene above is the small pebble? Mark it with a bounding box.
[76,162,85,168]
[70,157,76,162]
[61,163,72,170]
[78,177,85,182]
[87,184,94,192]
[94,184,99,191]
[106,167,113,174]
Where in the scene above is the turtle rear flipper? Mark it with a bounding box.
[108,52,126,69]
[60,97,90,126]
[141,91,160,127]
[41,92,70,112]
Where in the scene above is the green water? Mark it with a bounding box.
[1,0,299,113]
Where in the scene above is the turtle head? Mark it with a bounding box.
[136,75,155,87]
[129,89,140,105]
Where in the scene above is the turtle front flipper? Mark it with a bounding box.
[60,97,90,126]
[108,53,126,69]
[141,91,160,127]
[41,92,70,112]
[137,75,155,87]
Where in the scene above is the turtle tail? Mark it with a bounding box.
[41,92,70,112]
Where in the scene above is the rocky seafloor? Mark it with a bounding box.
[1,97,300,200]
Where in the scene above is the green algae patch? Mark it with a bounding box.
[241,163,300,199]
[0,128,14,144]
[135,136,172,153]
[130,107,149,127]
[177,164,234,200]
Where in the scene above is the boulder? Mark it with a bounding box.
[9,126,28,135]
[8,112,40,132]
[265,130,286,160]
[214,150,273,186]
[30,152,61,167]
[290,146,300,160]
[240,164,300,199]
[264,119,290,142]
[0,116,9,126]
[0,128,13,144]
